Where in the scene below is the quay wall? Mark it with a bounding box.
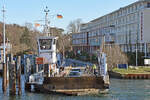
[109,71,150,79]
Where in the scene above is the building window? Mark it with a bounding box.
[128,8,130,13]
[132,6,134,12]
[147,3,150,8]
[135,5,137,10]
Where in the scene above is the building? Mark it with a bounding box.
[72,0,150,54]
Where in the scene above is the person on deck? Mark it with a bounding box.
[92,64,97,75]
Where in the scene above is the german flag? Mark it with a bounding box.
[57,14,63,19]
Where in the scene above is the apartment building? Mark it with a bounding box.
[72,0,150,54]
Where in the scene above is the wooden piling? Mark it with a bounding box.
[2,63,7,93]
[9,54,16,95]
[6,57,9,88]
[25,58,31,82]
[36,64,38,73]
[17,56,21,95]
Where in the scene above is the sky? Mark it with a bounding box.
[0,0,137,31]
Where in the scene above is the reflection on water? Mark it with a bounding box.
[0,76,150,100]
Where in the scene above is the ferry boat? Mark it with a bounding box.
[24,7,109,96]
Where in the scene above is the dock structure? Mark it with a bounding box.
[0,53,23,95]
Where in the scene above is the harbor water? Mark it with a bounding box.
[0,76,150,100]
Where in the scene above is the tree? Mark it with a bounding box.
[0,33,2,44]
[0,22,41,55]
[59,34,71,59]
[67,19,82,33]
[100,40,128,70]
[56,32,71,58]
[25,22,33,31]
[49,27,71,58]
[20,27,31,48]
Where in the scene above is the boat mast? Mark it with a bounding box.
[44,6,50,36]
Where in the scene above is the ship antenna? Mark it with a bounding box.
[44,6,50,36]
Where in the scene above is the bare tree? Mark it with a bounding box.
[67,19,82,33]
[59,33,71,59]
[0,22,41,55]
[100,40,128,70]
[25,22,33,31]
[0,33,2,44]
[49,27,71,57]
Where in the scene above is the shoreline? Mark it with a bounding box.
[109,71,150,79]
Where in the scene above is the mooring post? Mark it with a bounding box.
[17,56,21,95]
[26,58,31,82]
[25,58,31,91]
[6,56,9,88]
[36,64,38,73]
[10,61,16,95]
[2,62,7,93]
[9,54,16,95]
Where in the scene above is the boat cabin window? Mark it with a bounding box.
[39,39,52,50]
[53,39,56,45]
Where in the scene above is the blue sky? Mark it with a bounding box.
[0,0,136,31]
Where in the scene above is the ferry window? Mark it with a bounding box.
[39,39,52,50]
[53,39,56,45]
[147,3,150,8]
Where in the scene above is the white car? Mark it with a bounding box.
[71,68,81,72]
[69,68,82,77]
[69,71,81,77]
